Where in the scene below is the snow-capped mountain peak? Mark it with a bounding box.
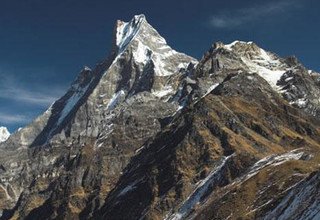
[113,14,197,77]
[0,126,10,143]
[215,40,289,90]
[15,15,197,147]
[115,14,146,54]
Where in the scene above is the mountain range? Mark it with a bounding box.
[0,14,320,220]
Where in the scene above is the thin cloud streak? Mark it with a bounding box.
[209,0,302,28]
[0,112,30,124]
[0,86,58,107]
[0,73,64,107]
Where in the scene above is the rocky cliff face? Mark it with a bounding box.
[0,15,320,220]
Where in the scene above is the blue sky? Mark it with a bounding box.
[0,0,319,132]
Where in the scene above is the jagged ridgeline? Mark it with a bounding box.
[1,14,320,220]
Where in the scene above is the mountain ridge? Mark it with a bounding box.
[0,14,320,220]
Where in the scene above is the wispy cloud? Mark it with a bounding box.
[209,0,302,29]
[0,73,64,107]
[0,112,30,124]
[0,86,59,107]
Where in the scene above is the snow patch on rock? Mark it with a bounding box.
[117,179,143,198]
[224,40,253,50]
[0,127,10,143]
[152,86,174,98]
[107,90,126,110]
[290,98,308,108]
[133,41,151,64]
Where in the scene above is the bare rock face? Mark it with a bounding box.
[1,15,320,220]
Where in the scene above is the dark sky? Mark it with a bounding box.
[0,0,319,132]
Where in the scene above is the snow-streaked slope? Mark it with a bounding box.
[0,127,10,143]
[166,154,235,220]
[57,81,92,126]
[224,41,288,90]
[166,150,305,220]
[240,149,305,182]
[265,172,320,220]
